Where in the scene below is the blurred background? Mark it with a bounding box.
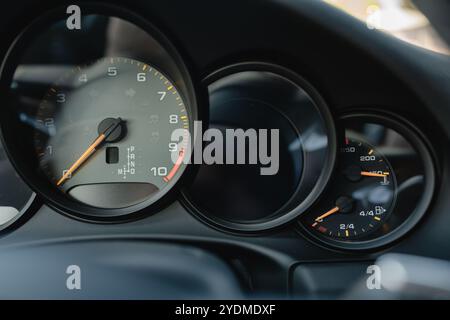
[324,0,450,55]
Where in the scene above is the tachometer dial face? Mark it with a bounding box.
[0,10,200,221]
[305,138,396,240]
[34,57,191,209]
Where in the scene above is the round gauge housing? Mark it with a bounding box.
[0,141,36,232]
[299,113,436,250]
[0,5,201,221]
[182,63,336,232]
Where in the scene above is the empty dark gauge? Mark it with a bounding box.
[183,63,336,232]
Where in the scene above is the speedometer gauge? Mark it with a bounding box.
[0,7,200,221]
[35,57,190,209]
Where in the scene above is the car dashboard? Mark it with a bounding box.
[0,0,449,300]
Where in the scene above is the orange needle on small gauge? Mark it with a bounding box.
[56,118,122,186]
[360,171,389,178]
[314,206,340,223]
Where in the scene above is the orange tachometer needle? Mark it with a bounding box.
[314,206,340,222]
[56,118,122,187]
[56,134,106,186]
[360,171,389,178]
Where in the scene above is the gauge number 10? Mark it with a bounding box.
[150,167,168,177]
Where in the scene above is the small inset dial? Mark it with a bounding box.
[306,138,396,240]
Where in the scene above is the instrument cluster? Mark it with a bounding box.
[0,3,437,251]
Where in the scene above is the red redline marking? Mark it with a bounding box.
[164,149,185,182]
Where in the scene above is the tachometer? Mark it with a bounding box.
[35,57,190,209]
[0,7,199,221]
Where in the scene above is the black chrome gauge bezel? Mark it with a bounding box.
[181,62,337,233]
[0,3,206,223]
[0,193,39,236]
[297,112,437,251]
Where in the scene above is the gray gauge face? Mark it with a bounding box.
[0,142,34,229]
[34,57,191,209]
